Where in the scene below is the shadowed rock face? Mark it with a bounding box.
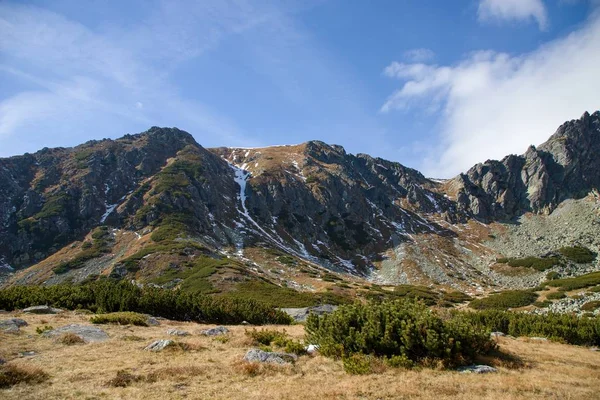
[453,111,600,221]
[0,111,598,282]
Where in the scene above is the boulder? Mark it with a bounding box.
[144,339,174,352]
[457,365,498,374]
[166,329,189,336]
[42,324,109,343]
[305,344,319,354]
[146,317,160,326]
[243,348,297,364]
[280,304,338,323]
[200,326,229,336]
[0,318,28,333]
[490,332,505,339]
[23,305,63,314]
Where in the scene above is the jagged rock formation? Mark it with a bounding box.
[0,111,598,291]
[452,111,600,220]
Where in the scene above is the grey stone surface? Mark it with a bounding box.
[457,365,498,374]
[200,326,229,336]
[243,349,297,364]
[23,305,63,314]
[0,318,28,332]
[166,329,189,336]
[280,304,338,322]
[144,339,174,352]
[146,317,160,326]
[42,324,109,343]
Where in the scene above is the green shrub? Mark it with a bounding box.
[546,292,566,300]
[500,256,560,271]
[469,290,538,310]
[459,310,600,346]
[581,301,600,312]
[90,312,149,326]
[342,354,384,375]
[442,291,472,304]
[546,271,560,281]
[305,299,495,369]
[547,272,600,291]
[245,328,288,346]
[0,280,292,325]
[558,246,597,264]
[36,325,54,335]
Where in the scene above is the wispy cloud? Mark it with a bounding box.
[403,48,435,63]
[0,1,290,154]
[382,10,600,178]
[478,0,549,30]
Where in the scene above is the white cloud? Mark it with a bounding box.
[382,11,600,178]
[478,0,549,30]
[403,48,435,63]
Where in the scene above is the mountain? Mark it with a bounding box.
[0,112,598,295]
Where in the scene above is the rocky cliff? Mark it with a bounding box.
[0,112,598,291]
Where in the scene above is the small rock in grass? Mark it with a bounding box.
[166,329,189,336]
[23,305,63,314]
[200,326,229,336]
[243,349,297,364]
[490,332,505,338]
[19,351,36,357]
[457,365,498,374]
[42,324,109,343]
[529,337,548,341]
[144,339,174,352]
[146,317,160,326]
[1,318,28,328]
[305,344,319,354]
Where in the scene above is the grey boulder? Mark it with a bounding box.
[457,365,498,374]
[166,329,189,336]
[1,318,28,333]
[200,326,229,336]
[144,339,174,352]
[23,305,63,314]
[243,349,297,365]
[42,324,109,343]
[280,304,338,323]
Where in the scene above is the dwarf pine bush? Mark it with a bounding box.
[0,280,292,325]
[305,299,495,368]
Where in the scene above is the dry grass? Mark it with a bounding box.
[56,333,85,345]
[0,364,50,388]
[1,311,599,399]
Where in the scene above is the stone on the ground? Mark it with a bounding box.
[490,331,505,338]
[529,337,548,341]
[457,365,498,374]
[243,348,297,364]
[144,339,174,352]
[280,304,338,323]
[23,305,63,314]
[42,324,109,343]
[166,329,189,336]
[146,317,160,326]
[305,344,319,354]
[1,318,28,333]
[200,326,229,336]
[19,351,36,357]
[0,358,5,365]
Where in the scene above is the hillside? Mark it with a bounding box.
[0,112,599,296]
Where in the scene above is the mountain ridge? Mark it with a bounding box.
[0,111,598,293]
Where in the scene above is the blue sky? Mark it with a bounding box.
[1,0,599,177]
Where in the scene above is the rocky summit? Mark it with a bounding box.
[0,112,599,295]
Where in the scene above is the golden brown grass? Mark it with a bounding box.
[1,311,599,399]
[55,333,85,345]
